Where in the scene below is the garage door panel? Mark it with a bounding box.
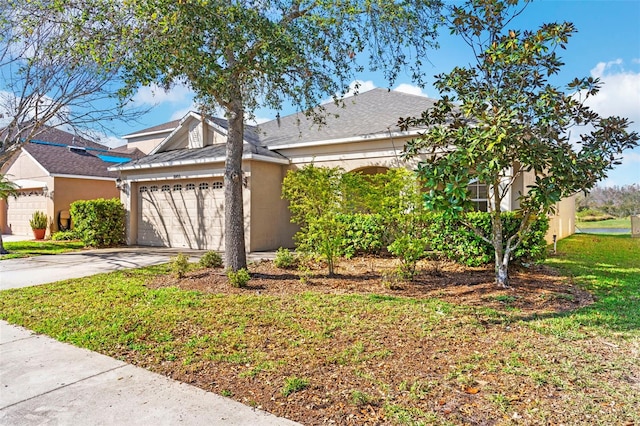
[137,180,225,250]
[6,192,47,236]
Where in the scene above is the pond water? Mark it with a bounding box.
[575,228,631,234]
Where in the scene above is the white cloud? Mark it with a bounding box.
[582,61,640,187]
[586,60,640,130]
[393,83,429,97]
[132,83,194,107]
[344,80,377,97]
[170,104,197,121]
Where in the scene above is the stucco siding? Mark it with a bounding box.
[249,161,296,251]
[51,177,119,233]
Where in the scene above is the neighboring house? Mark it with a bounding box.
[112,88,575,251]
[0,126,142,237]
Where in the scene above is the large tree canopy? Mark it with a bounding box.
[89,0,443,270]
[0,0,142,163]
[0,0,144,254]
[401,0,639,287]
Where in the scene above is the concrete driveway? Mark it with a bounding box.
[0,246,293,425]
[0,246,205,290]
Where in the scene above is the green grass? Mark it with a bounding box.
[575,216,631,229]
[1,240,85,259]
[541,234,640,334]
[0,235,639,424]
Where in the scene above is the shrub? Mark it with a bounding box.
[428,211,549,266]
[199,251,223,268]
[227,268,250,288]
[51,230,80,241]
[170,253,190,278]
[282,165,367,275]
[387,234,430,280]
[274,247,298,269]
[29,211,48,230]
[336,213,385,257]
[70,198,125,247]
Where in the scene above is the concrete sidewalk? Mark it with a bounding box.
[0,247,294,425]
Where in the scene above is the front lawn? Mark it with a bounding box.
[576,216,632,229]
[1,234,638,425]
[0,240,85,259]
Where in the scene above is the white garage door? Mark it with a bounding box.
[6,191,48,236]
[137,180,225,250]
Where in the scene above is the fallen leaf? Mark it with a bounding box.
[465,387,480,394]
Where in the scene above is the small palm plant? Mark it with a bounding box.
[29,210,48,230]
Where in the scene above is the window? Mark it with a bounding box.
[161,184,170,192]
[139,186,148,193]
[199,182,209,190]
[173,184,182,191]
[468,181,488,212]
[149,185,158,192]
[212,181,223,190]
[185,183,196,191]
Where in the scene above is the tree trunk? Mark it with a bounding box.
[491,209,510,288]
[0,234,8,255]
[224,96,247,272]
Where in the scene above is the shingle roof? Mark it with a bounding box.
[118,141,287,169]
[1,123,109,150]
[258,88,436,147]
[117,89,436,169]
[123,119,180,137]
[23,141,138,178]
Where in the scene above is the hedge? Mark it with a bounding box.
[69,198,126,247]
[330,210,549,266]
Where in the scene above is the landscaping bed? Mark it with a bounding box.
[2,235,638,425]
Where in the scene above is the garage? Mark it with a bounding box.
[6,185,48,237]
[137,179,225,249]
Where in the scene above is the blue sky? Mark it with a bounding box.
[111,1,640,187]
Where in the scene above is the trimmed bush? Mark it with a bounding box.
[69,198,125,247]
[274,247,298,269]
[170,253,190,278]
[227,268,250,288]
[199,251,223,268]
[336,213,385,258]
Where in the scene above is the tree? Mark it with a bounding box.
[282,165,366,276]
[576,184,640,218]
[95,0,442,271]
[401,0,639,287]
[0,175,18,254]
[0,0,143,164]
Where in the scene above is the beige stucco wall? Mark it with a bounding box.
[3,150,49,181]
[126,134,169,155]
[249,161,297,251]
[51,177,119,233]
[278,136,417,172]
[546,194,576,244]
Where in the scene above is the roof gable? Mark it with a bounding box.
[149,111,261,155]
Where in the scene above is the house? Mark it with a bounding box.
[112,88,575,251]
[0,126,142,237]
